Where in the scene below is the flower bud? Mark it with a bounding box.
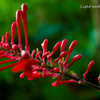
[54,51,67,64]
[51,67,59,73]
[83,61,95,81]
[98,74,100,86]
[12,44,18,50]
[63,40,77,68]
[41,39,48,55]
[61,39,67,52]
[67,54,82,69]
[21,50,29,59]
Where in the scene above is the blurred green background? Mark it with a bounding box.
[0,0,100,100]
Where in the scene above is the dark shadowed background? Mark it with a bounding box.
[0,0,100,100]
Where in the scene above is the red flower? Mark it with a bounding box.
[83,61,95,81]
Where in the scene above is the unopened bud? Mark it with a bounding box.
[21,50,29,59]
[98,74,100,86]
[78,80,82,85]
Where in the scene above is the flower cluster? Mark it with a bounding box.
[0,3,98,88]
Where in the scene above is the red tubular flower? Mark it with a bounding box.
[42,52,50,59]
[0,61,21,72]
[51,67,59,73]
[67,54,82,69]
[28,71,42,80]
[58,79,77,85]
[0,54,5,58]
[61,39,67,53]
[98,74,100,86]
[83,61,95,81]
[42,68,48,78]
[19,72,25,78]
[32,65,43,72]
[20,71,42,80]
[41,39,48,56]
[4,32,11,51]
[47,41,61,63]
[1,35,5,45]
[21,50,30,59]
[12,44,18,54]
[63,40,77,71]
[0,58,15,65]
[35,51,42,59]
[11,22,16,46]
[54,51,67,64]
[58,60,62,71]
[31,50,36,58]
[5,32,9,44]
[52,76,62,87]
[16,10,22,51]
[21,3,29,52]
[41,39,49,62]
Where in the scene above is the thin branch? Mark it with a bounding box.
[45,64,100,90]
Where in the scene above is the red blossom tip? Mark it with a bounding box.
[31,50,36,58]
[19,73,25,78]
[12,44,18,54]
[59,79,77,85]
[16,10,22,22]
[67,54,82,69]
[61,39,67,52]
[98,75,100,86]
[21,3,29,51]
[83,60,95,81]
[52,76,62,87]
[42,68,48,78]
[29,59,40,65]
[54,51,67,64]
[47,41,61,61]
[63,40,77,68]
[16,10,22,51]
[1,35,5,44]
[87,60,95,70]
[5,32,9,44]
[35,51,42,59]
[11,22,16,34]
[21,3,27,11]
[51,67,59,73]
[11,22,16,45]
[41,39,48,55]
[28,71,42,80]
[42,52,50,58]
[53,41,61,53]
[5,44,10,51]
[69,40,77,53]
[12,44,18,50]
[21,50,30,59]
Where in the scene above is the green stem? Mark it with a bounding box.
[64,72,100,90]
[46,64,100,90]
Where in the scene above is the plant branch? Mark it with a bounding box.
[45,63,100,90]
